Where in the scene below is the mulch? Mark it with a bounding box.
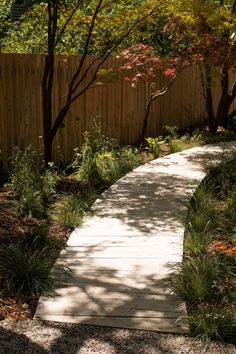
[0,188,71,321]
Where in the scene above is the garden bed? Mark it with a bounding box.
[0,125,235,341]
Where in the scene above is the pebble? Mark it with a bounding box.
[0,320,235,354]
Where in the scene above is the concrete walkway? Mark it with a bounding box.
[35,141,235,333]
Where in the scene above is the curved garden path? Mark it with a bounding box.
[35,141,236,334]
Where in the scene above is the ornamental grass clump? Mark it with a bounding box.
[184,231,213,255]
[0,244,60,297]
[184,183,217,234]
[170,255,221,303]
[58,189,97,228]
[20,224,52,252]
[189,307,236,343]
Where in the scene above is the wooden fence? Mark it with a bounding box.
[0,53,235,168]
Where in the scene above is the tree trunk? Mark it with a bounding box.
[204,64,218,133]
[44,134,53,165]
[215,64,230,128]
[138,97,154,145]
[42,54,54,166]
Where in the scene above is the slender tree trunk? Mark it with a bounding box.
[215,64,230,128]
[42,1,57,167]
[204,64,218,133]
[42,53,55,166]
[44,135,53,165]
[139,97,154,145]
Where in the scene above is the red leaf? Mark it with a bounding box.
[163,68,176,77]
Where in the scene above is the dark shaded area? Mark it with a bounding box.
[0,326,48,354]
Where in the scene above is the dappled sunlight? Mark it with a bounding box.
[37,259,187,331]
[90,173,198,235]
[35,143,236,336]
[36,241,188,334]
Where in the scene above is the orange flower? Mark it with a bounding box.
[217,245,228,251]
[224,249,233,256]
[231,246,236,252]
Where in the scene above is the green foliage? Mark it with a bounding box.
[169,135,199,153]
[184,184,217,234]
[205,154,236,196]
[75,147,141,187]
[58,189,97,228]
[2,0,167,55]
[72,123,142,188]
[145,137,163,158]
[190,307,236,343]
[170,255,222,303]
[171,155,236,342]
[196,130,236,145]
[0,244,61,297]
[0,0,13,47]
[7,146,58,217]
[21,224,51,252]
[157,125,199,153]
[184,231,213,255]
[117,146,142,175]
[228,188,236,220]
[162,125,178,142]
[42,164,58,202]
[227,115,236,132]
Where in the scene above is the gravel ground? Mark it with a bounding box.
[0,320,235,354]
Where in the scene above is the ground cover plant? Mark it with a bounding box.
[170,153,236,343]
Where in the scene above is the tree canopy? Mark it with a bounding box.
[119,0,236,136]
[1,0,169,55]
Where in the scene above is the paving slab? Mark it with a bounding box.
[35,141,236,333]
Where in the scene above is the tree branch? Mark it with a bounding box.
[66,0,104,99]
[52,0,84,52]
[51,0,171,140]
[69,0,170,99]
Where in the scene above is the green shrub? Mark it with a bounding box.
[12,189,46,218]
[82,120,118,156]
[168,135,199,153]
[145,137,163,158]
[8,146,40,197]
[7,146,58,217]
[227,115,236,133]
[0,244,62,297]
[76,147,142,188]
[116,146,142,175]
[72,123,142,188]
[95,151,122,185]
[42,164,58,202]
[162,125,178,142]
